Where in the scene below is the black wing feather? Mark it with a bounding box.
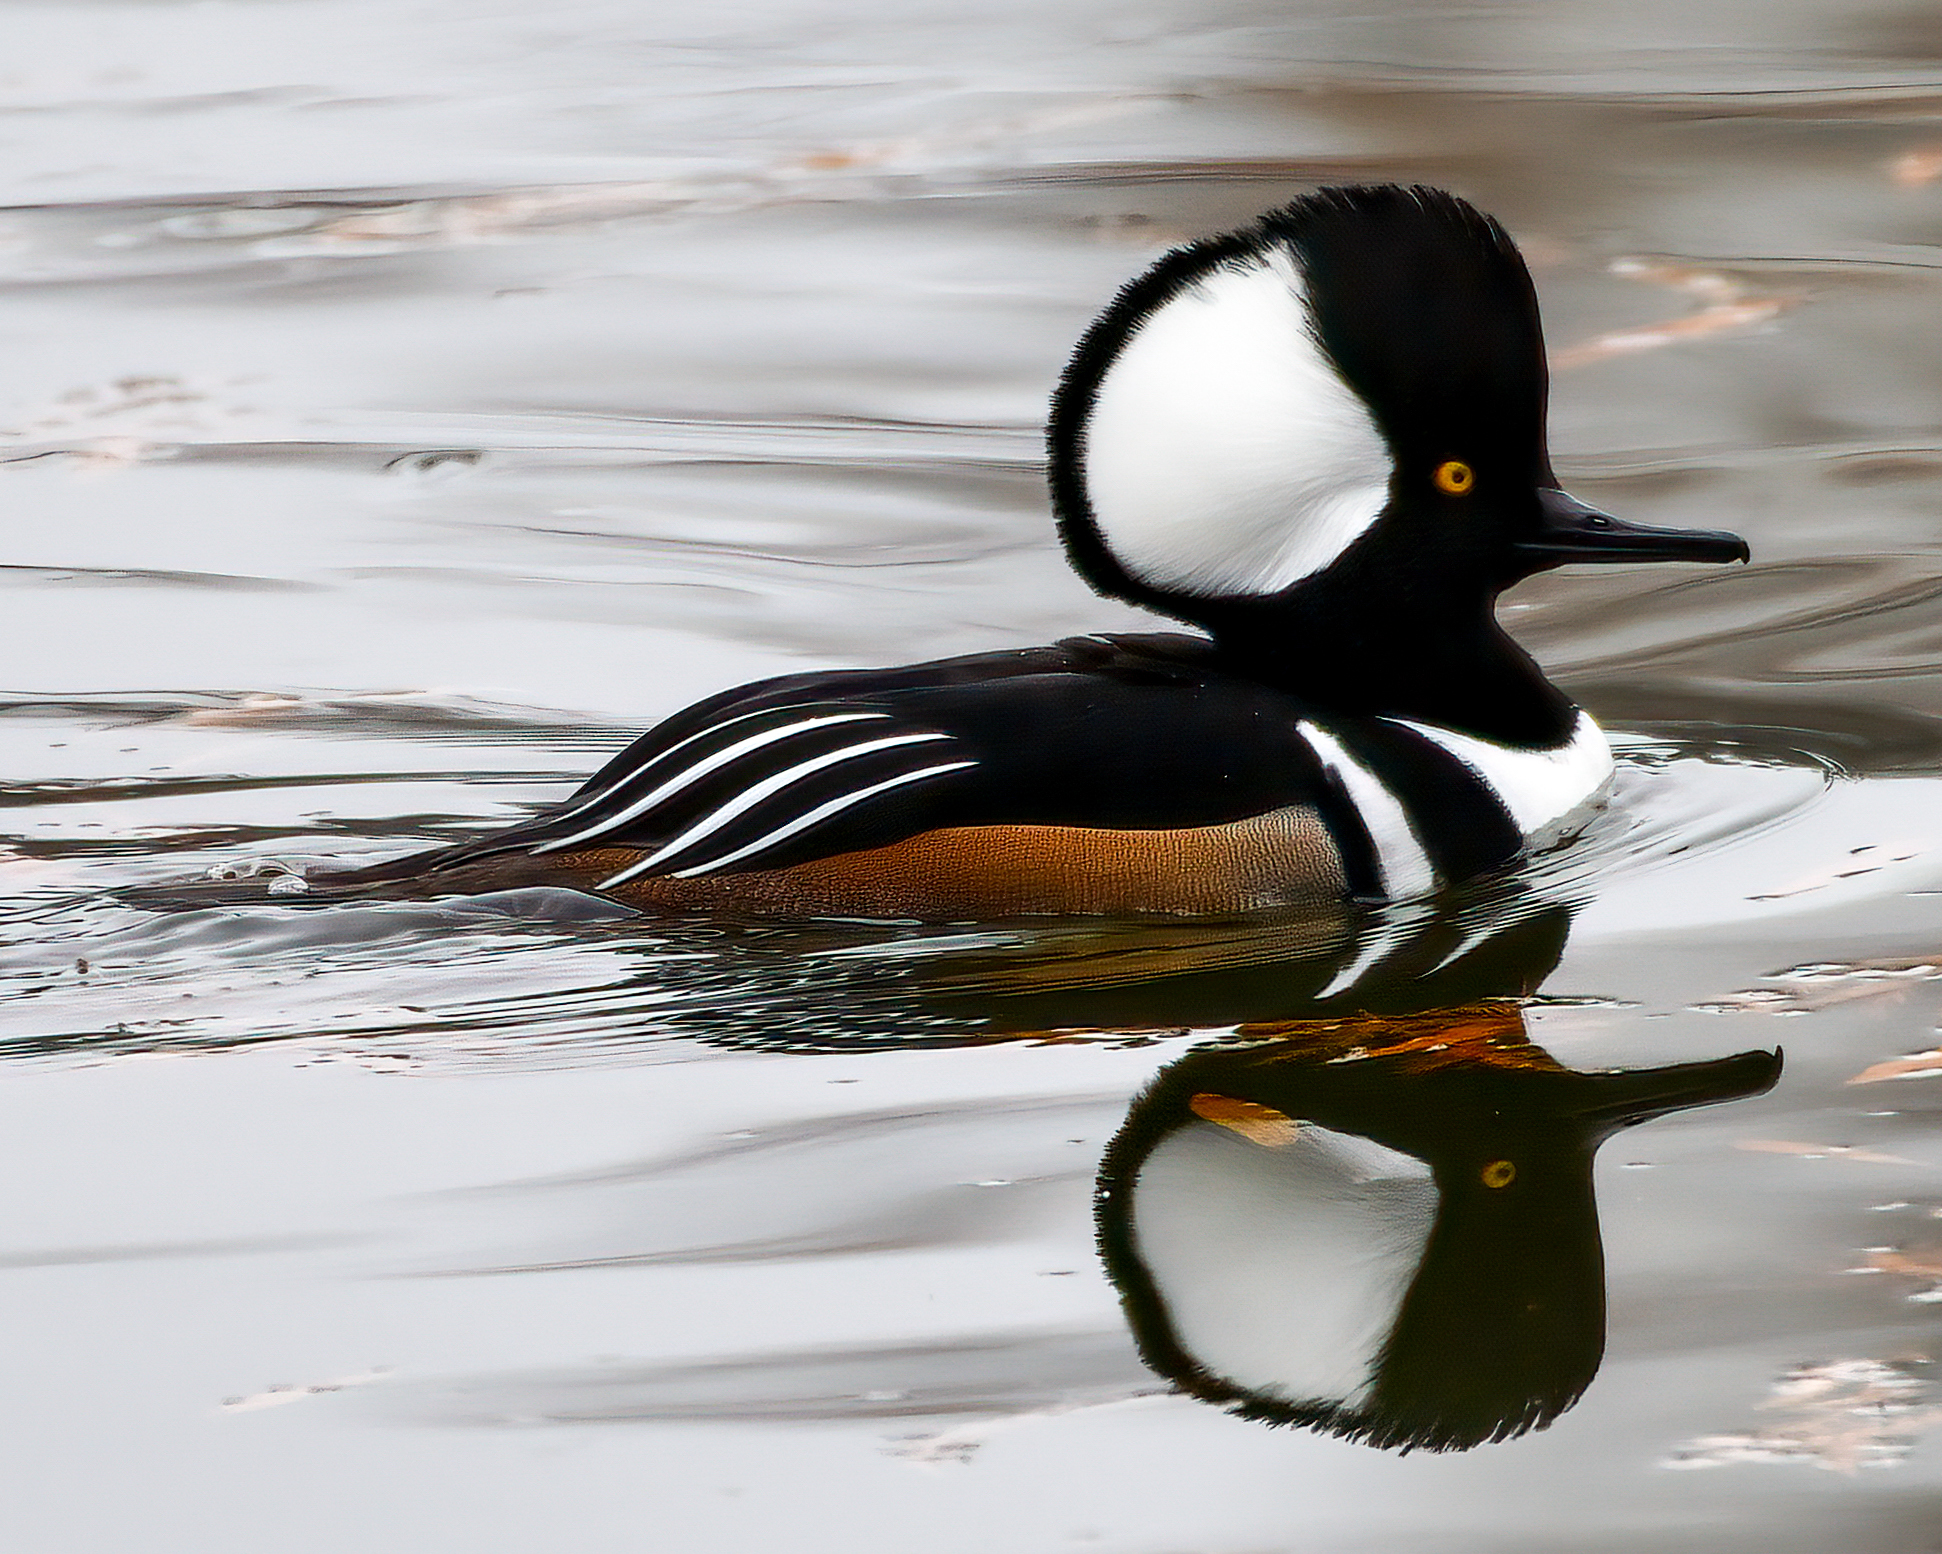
[419,634,1383,883]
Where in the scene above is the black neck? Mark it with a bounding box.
[1196,592,1577,748]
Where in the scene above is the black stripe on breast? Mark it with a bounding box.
[1342,723,1523,883]
[1306,762,1384,901]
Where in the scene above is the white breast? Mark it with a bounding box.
[1390,711,1615,844]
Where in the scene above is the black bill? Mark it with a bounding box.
[1518,488,1750,565]
[1570,1047,1783,1137]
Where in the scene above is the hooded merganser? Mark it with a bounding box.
[1095,1006,1781,1449]
[236,185,1749,919]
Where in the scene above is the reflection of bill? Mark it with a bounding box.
[1095,1005,1780,1452]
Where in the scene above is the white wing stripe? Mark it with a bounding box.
[596,732,955,889]
[1296,720,1436,901]
[668,760,977,878]
[539,704,797,830]
[533,711,889,854]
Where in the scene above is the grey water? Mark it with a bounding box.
[4,0,1942,1548]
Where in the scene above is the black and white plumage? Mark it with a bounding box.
[330,631,1596,914]
[230,185,1749,920]
[1094,1010,1782,1450]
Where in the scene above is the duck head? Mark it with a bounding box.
[1048,186,1748,684]
[1094,1005,1781,1451]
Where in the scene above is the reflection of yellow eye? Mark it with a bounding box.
[1481,1159,1516,1188]
[1433,460,1475,496]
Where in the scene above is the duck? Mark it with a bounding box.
[236,184,1749,920]
[1093,1005,1782,1450]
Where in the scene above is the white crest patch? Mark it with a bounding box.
[1082,247,1395,597]
[1131,1119,1437,1409]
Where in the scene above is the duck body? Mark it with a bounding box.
[326,629,1607,919]
[263,186,1747,921]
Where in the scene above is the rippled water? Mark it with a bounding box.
[5,2,1942,1548]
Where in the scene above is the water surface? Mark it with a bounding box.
[3,2,1942,1548]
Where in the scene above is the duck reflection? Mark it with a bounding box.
[908,892,1572,1037]
[1094,1004,1779,1451]
[103,865,1788,1453]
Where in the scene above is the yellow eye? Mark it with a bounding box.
[1433,460,1475,496]
[1480,1159,1516,1189]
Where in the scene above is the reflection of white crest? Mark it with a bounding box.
[1130,1117,1436,1407]
[1082,249,1395,597]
